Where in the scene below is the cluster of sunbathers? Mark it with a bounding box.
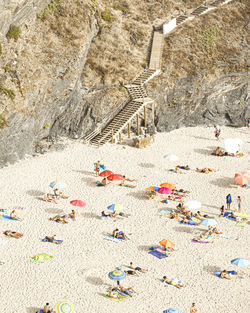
[101,211,130,218]
[212,147,244,157]
[43,188,68,203]
[49,210,76,224]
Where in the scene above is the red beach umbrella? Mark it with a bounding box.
[99,170,113,177]
[107,174,124,181]
[70,200,86,207]
[234,172,250,186]
[157,187,172,194]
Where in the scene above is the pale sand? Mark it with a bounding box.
[0,126,249,313]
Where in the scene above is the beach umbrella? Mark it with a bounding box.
[234,172,250,186]
[224,138,243,154]
[164,154,179,161]
[231,258,249,266]
[200,219,217,227]
[56,300,74,313]
[70,200,86,207]
[159,239,175,248]
[158,187,172,195]
[107,174,124,181]
[50,181,66,189]
[163,309,183,313]
[145,186,159,192]
[160,183,175,190]
[99,170,113,177]
[107,204,123,211]
[109,269,127,285]
[183,200,201,210]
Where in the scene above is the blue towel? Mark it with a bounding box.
[148,250,168,259]
[42,238,63,244]
[223,212,236,221]
[117,289,133,297]
[160,210,171,215]
[0,215,18,221]
[179,220,195,226]
[214,271,237,278]
[104,236,124,243]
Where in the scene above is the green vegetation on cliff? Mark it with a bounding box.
[0,115,8,129]
[0,84,15,100]
[6,25,21,40]
[37,0,59,19]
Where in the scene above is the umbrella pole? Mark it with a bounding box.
[117,280,120,286]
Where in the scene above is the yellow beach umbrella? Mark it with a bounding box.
[56,300,74,313]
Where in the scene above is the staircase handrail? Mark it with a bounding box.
[84,97,130,142]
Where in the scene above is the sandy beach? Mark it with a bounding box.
[0,126,249,313]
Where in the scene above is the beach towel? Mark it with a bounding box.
[220,234,234,240]
[29,253,53,264]
[235,222,245,227]
[148,250,168,259]
[0,215,19,221]
[179,220,195,226]
[192,238,214,244]
[101,294,126,302]
[119,184,136,188]
[42,238,63,244]
[8,206,26,211]
[214,271,237,278]
[223,212,236,221]
[160,210,171,215]
[104,235,125,243]
[117,289,134,297]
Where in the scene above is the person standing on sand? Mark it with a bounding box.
[94,160,101,176]
[226,194,232,210]
[190,303,198,313]
[247,118,250,128]
[237,196,241,212]
[214,125,221,140]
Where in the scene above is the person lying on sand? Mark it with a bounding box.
[118,286,136,297]
[49,215,68,224]
[129,262,147,273]
[43,193,57,204]
[119,182,136,188]
[180,217,199,225]
[4,230,23,239]
[124,270,139,276]
[174,189,190,194]
[112,211,131,218]
[169,210,179,220]
[108,288,120,299]
[176,165,190,171]
[209,226,222,234]
[196,168,216,174]
[122,175,137,182]
[96,177,109,187]
[10,210,23,221]
[112,229,129,240]
[220,270,232,279]
[148,191,156,199]
[101,211,113,218]
[54,188,69,199]
[44,235,62,244]
[214,147,224,156]
[162,276,184,288]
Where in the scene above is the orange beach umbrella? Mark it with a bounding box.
[160,183,175,190]
[234,172,250,186]
[159,239,175,248]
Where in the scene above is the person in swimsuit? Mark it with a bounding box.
[4,230,23,239]
[162,276,184,289]
[44,235,61,244]
[129,262,147,273]
[70,209,76,221]
[10,210,22,221]
[219,205,225,217]
[190,303,198,313]
[220,270,231,279]
[42,302,56,313]
[124,270,138,276]
[118,286,136,297]
[108,288,120,299]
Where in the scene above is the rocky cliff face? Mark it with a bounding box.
[0,0,249,167]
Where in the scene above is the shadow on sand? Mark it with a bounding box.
[126,190,147,200]
[27,190,44,197]
[86,276,109,286]
[138,245,152,252]
[203,265,220,274]
[173,226,193,234]
[81,212,100,219]
[210,177,234,188]
[45,207,64,214]
[26,307,40,313]
[138,162,155,169]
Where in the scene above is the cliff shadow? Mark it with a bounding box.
[210,177,234,188]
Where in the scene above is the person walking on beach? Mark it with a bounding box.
[226,194,232,210]
[214,125,221,140]
[190,303,198,313]
[237,196,241,212]
[247,118,250,128]
[94,160,101,176]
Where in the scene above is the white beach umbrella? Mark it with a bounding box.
[164,154,179,162]
[183,200,201,210]
[224,138,243,154]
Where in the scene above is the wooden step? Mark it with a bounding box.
[176,15,188,25]
[191,6,208,15]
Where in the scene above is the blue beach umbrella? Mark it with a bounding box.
[163,309,183,313]
[107,204,123,211]
[50,181,66,189]
[231,258,249,266]
[200,218,217,227]
[109,269,126,285]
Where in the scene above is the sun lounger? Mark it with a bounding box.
[214,271,237,278]
[42,238,63,244]
[101,294,126,302]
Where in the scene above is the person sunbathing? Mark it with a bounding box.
[10,210,23,221]
[118,286,136,297]
[69,209,76,221]
[169,210,179,219]
[124,270,139,276]
[112,229,129,240]
[44,235,61,244]
[229,212,236,219]
[148,191,156,199]
[122,175,137,182]
[220,270,231,279]
[41,302,56,313]
[113,211,130,218]
[119,182,136,188]
[129,262,147,273]
[4,230,23,239]
[49,215,68,224]
[43,193,57,204]
[176,165,190,171]
[108,288,120,299]
[53,188,69,199]
[219,205,225,217]
[211,227,222,234]
[214,147,225,156]
[196,168,216,174]
[162,276,184,288]
[101,211,113,218]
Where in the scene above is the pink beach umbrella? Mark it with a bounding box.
[157,187,172,195]
[70,200,86,207]
[234,172,250,186]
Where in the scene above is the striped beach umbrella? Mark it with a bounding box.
[145,186,159,192]
[157,187,172,194]
[159,239,175,248]
[107,204,123,211]
[234,172,250,186]
[56,300,74,313]
[231,258,249,266]
[50,181,66,189]
[108,269,126,285]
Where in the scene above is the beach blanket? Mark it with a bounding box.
[220,234,234,240]
[214,271,237,278]
[104,235,125,243]
[223,212,236,221]
[29,253,53,264]
[96,181,106,187]
[149,250,168,259]
[42,238,63,244]
[192,238,214,244]
[0,215,19,221]
[117,289,134,297]
[160,210,171,215]
[101,294,126,302]
[119,184,136,188]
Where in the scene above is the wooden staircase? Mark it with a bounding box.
[84,0,233,147]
